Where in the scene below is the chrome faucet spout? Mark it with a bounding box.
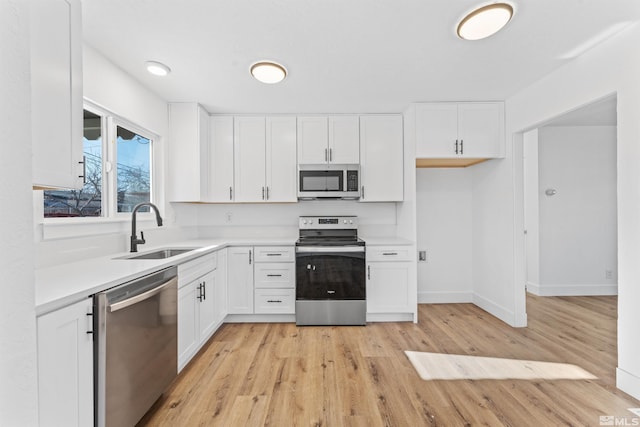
[130,202,163,252]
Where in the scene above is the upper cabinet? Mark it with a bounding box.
[297,116,360,164]
[414,102,505,167]
[234,116,297,203]
[359,115,404,202]
[208,116,235,202]
[168,103,210,202]
[31,0,84,189]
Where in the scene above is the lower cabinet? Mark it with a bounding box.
[254,246,295,314]
[366,246,412,314]
[227,246,255,314]
[177,252,219,371]
[37,298,94,427]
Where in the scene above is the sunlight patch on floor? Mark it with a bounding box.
[405,351,597,381]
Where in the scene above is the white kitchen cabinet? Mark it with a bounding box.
[177,253,218,371]
[415,102,505,161]
[209,116,235,202]
[168,103,210,202]
[31,0,84,189]
[253,246,295,314]
[227,246,255,314]
[366,246,412,315]
[234,117,297,202]
[37,298,93,427]
[297,116,360,164]
[359,115,404,202]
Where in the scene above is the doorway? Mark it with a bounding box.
[522,95,618,297]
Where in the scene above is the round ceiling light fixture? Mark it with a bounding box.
[145,61,171,76]
[457,3,514,40]
[250,61,287,84]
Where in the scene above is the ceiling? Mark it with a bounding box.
[82,0,640,114]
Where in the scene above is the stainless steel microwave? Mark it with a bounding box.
[298,164,360,199]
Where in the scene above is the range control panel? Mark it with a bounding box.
[299,216,358,230]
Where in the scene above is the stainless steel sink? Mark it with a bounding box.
[118,248,199,260]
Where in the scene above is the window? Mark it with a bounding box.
[43,105,155,219]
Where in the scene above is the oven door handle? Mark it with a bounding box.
[108,277,177,313]
[296,246,365,253]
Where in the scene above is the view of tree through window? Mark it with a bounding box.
[43,107,154,219]
[116,125,151,213]
[43,110,103,217]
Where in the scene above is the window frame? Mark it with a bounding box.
[41,101,160,227]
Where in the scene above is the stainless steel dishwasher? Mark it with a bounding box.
[94,266,178,427]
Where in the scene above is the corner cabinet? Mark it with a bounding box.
[359,115,404,202]
[297,116,360,164]
[168,103,211,202]
[414,102,505,166]
[234,117,297,202]
[37,298,93,427]
[31,0,84,189]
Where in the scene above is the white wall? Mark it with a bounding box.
[0,1,39,424]
[416,168,473,303]
[507,24,640,399]
[523,129,540,289]
[535,126,617,295]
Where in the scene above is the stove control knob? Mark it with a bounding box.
[302,220,307,225]
[343,219,347,224]
[349,220,353,224]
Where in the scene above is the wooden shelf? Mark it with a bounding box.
[416,158,488,168]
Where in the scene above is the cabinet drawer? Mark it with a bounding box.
[254,289,295,314]
[254,263,295,289]
[254,246,295,263]
[366,246,412,262]
[178,253,217,288]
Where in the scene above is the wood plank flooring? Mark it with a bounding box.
[138,295,639,426]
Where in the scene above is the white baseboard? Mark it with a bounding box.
[527,282,618,296]
[617,368,640,401]
[418,291,473,304]
[473,293,516,326]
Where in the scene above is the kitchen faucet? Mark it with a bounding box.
[130,202,163,252]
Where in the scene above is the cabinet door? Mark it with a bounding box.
[457,103,505,158]
[168,103,208,201]
[415,103,459,158]
[209,116,235,202]
[266,117,297,202]
[359,115,404,202]
[227,246,255,314]
[178,281,199,372]
[367,262,411,313]
[198,271,217,342]
[37,298,93,427]
[31,0,83,189]
[297,116,328,164]
[234,117,266,202]
[328,116,360,164]
[215,248,229,325]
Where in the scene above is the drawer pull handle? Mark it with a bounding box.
[383,252,398,256]
[266,253,282,256]
[267,300,282,303]
[267,274,282,277]
[327,290,336,294]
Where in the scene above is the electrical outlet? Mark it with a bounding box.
[605,269,613,280]
[225,212,232,223]
[418,250,427,262]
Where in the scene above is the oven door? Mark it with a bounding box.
[295,246,365,300]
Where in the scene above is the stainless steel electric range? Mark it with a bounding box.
[295,216,366,326]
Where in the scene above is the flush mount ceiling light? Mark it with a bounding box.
[145,61,171,76]
[250,61,287,84]
[457,3,514,40]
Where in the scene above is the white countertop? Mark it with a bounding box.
[35,238,295,316]
[35,235,413,316]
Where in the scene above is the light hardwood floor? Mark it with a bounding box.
[139,295,639,426]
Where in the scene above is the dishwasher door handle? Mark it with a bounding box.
[108,277,177,313]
